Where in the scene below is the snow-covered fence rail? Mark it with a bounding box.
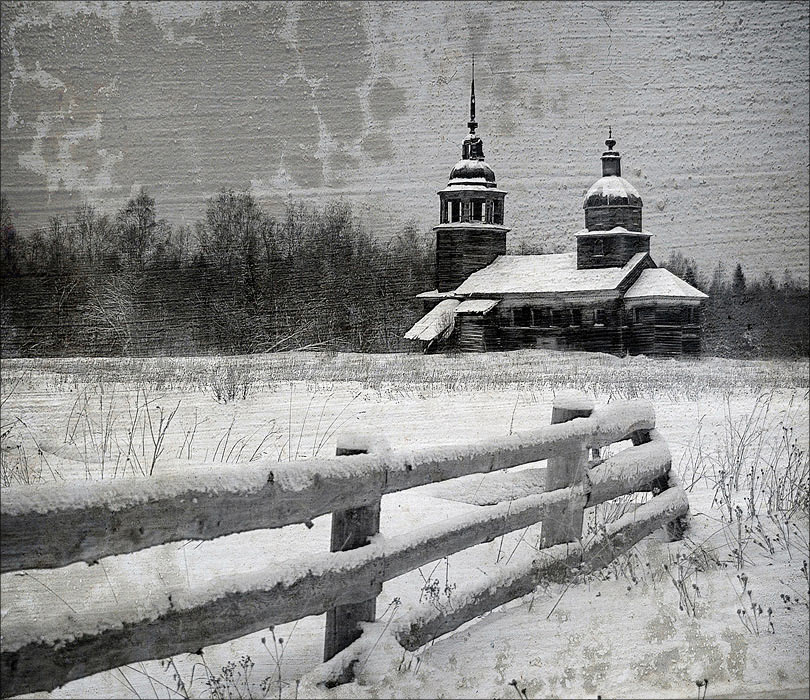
[0,399,655,574]
[0,396,688,697]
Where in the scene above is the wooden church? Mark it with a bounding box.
[406,69,707,356]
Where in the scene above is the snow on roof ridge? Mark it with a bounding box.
[575,226,652,236]
[416,289,459,299]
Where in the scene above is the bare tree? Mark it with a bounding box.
[1,194,18,276]
[116,188,172,271]
[196,189,275,270]
[74,203,115,270]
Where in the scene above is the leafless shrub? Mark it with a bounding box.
[209,364,256,404]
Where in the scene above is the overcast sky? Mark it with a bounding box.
[1,1,808,281]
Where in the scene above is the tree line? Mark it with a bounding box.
[1,191,807,358]
[0,190,433,356]
[660,252,809,358]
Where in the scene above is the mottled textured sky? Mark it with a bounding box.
[1,1,808,280]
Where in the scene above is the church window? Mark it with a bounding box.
[494,199,504,225]
[594,238,604,257]
[594,309,607,326]
[571,309,582,326]
[551,309,569,327]
[440,201,448,223]
[514,306,532,326]
[536,307,550,327]
[451,200,460,222]
[472,200,483,221]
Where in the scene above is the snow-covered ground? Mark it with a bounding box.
[1,350,808,699]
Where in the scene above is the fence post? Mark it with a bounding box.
[630,429,686,541]
[542,391,594,547]
[323,434,387,665]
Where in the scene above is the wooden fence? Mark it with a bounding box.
[0,395,688,697]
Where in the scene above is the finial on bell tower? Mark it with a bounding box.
[467,55,478,135]
[461,56,484,160]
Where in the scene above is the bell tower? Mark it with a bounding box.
[434,58,509,292]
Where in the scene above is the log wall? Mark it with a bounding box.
[435,226,507,291]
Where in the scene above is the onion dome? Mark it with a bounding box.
[449,158,496,185]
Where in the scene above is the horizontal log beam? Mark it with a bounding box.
[308,486,690,687]
[398,486,688,650]
[1,400,655,572]
[586,428,671,504]
[1,435,671,697]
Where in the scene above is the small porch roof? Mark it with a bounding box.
[455,299,500,314]
[404,299,460,342]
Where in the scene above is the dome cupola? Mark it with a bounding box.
[448,159,496,186]
[577,131,651,270]
[583,130,643,232]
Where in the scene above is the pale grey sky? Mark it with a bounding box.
[1,1,808,281]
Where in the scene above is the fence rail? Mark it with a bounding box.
[0,395,688,697]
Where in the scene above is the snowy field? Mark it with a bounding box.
[1,350,808,699]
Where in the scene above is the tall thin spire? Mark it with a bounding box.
[467,55,477,134]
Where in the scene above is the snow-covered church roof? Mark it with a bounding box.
[625,268,709,300]
[454,252,648,295]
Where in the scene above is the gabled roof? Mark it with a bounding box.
[454,252,648,295]
[625,268,709,300]
[404,298,459,341]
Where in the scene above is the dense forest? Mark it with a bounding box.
[0,191,433,356]
[1,191,807,358]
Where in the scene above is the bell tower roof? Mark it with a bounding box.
[447,56,499,187]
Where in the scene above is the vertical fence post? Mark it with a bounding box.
[542,391,594,547]
[324,434,387,664]
[631,429,686,541]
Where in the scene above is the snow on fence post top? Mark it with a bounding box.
[551,390,595,414]
[335,432,392,457]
